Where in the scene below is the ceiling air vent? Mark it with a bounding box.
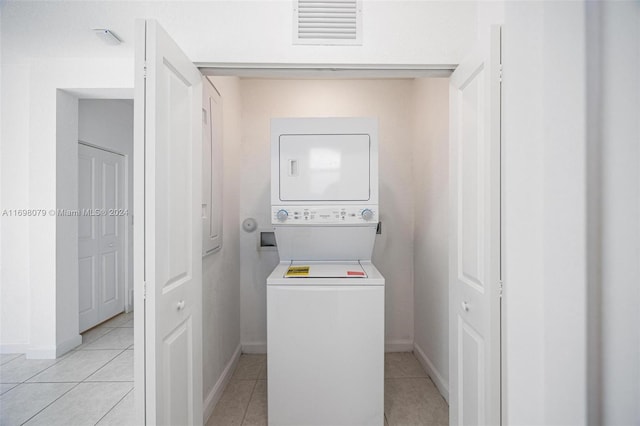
[293,0,362,46]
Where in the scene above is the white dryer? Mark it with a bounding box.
[267,118,385,426]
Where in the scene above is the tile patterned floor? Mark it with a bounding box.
[206,352,449,426]
[2,318,448,426]
[0,312,135,426]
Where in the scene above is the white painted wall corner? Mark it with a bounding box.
[414,342,449,403]
[203,343,242,424]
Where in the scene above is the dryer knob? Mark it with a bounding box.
[361,209,374,221]
[276,209,289,222]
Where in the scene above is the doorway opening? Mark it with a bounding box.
[77,99,134,332]
[55,91,134,350]
[199,72,455,425]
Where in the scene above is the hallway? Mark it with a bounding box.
[0,313,133,425]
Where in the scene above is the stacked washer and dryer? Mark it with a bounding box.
[267,117,385,426]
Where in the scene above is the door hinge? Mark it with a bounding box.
[499,63,503,83]
[143,62,147,79]
[143,281,147,299]
[498,279,504,298]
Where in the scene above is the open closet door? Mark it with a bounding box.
[449,26,502,425]
[134,19,203,425]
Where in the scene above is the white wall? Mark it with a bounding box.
[502,2,591,424]
[592,2,640,424]
[55,91,82,355]
[238,79,416,352]
[0,1,476,66]
[411,77,450,398]
[201,76,242,418]
[0,57,134,357]
[0,0,477,357]
[0,64,32,353]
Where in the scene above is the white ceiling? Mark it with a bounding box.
[1,1,474,67]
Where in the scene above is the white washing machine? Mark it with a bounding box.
[267,118,385,426]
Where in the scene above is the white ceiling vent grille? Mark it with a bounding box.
[293,0,362,46]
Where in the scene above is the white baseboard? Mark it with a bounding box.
[0,344,29,355]
[385,339,414,352]
[23,334,83,360]
[203,344,242,424]
[241,342,267,354]
[413,342,449,403]
[56,335,82,357]
[25,346,57,359]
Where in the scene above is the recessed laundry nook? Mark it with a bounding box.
[200,75,453,425]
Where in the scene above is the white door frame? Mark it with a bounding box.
[54,91,134,358]
[127,38,503,426]
[133,69,504,424]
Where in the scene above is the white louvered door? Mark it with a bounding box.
[293,0,362,45]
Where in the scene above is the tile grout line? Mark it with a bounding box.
[77,327,134,351]
[239,379,259,426]
[18,381,84,425]
[18,353,73,384]
[0,354,22,366]
[2,313,132,423]
[81,348,130,383]
[25,348,124,384]
[75,327,117,351]
[93,386,134,425]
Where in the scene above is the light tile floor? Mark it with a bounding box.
[2,319,448,426]
[0,312,135,426]
[207,352,448,426]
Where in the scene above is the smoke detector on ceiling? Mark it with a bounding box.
[93,29,122,45]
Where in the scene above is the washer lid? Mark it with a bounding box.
[284,261,367,278]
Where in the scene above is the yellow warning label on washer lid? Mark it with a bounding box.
[285,266,310,277]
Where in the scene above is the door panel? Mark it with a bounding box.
[449,26,501,426]
[101,160,118,237]
[99,152,125,321]
[101,251,118,303]
[163,319,192,425]
[79,148,98,330]
[78,143,125,331]
[135,19,203,425]
[78,256,95,317]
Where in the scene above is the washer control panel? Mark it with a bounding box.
[272,205,378,225]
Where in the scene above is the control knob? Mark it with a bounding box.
[361,209,374,221]
[276,209,289,222]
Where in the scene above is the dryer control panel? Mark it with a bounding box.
[272,205,378,225]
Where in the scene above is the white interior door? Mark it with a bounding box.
[134,19,203,425]
[449,26,501,425]
[78,143,125,332]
